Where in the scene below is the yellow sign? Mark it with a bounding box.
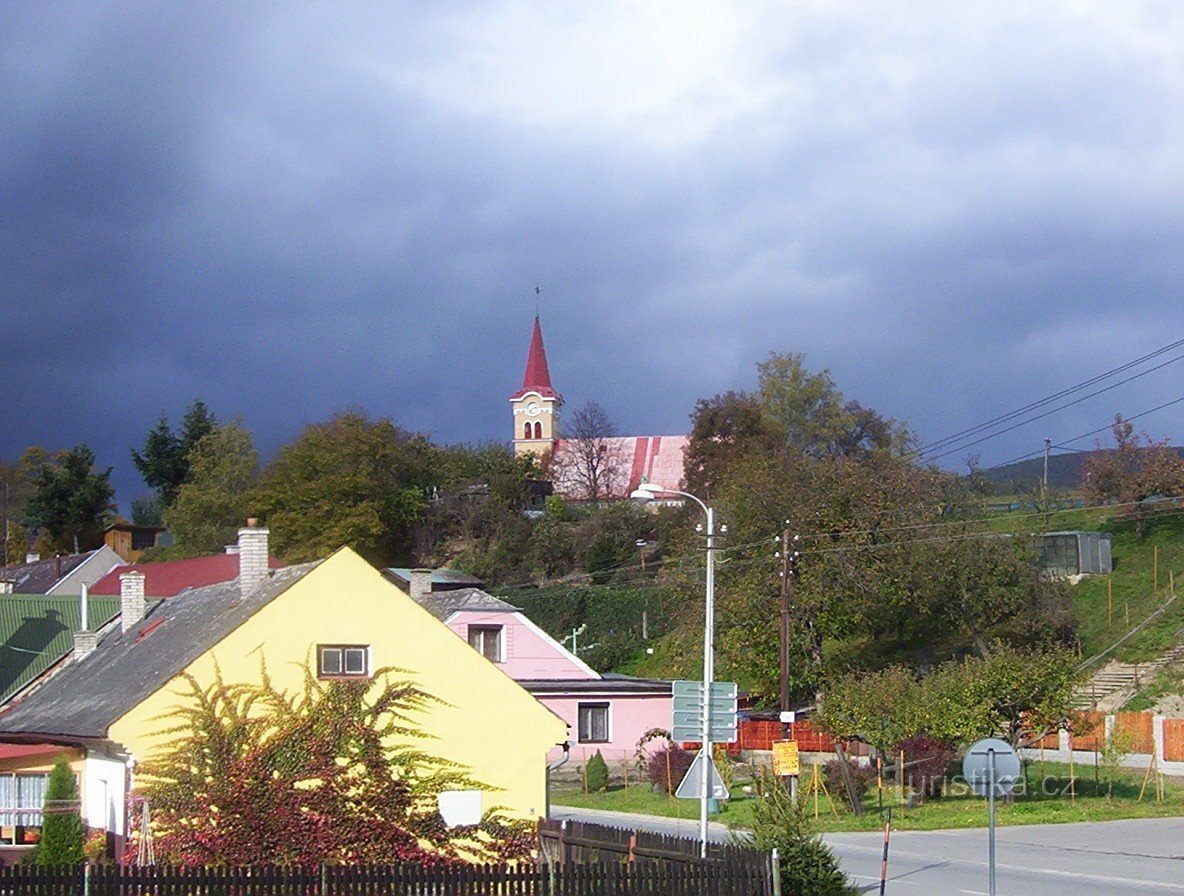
[772,740,800,777]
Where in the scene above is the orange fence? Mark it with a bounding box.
[1114,712,1155,754]
[1069,711,1106,751]
[1165,719,1184,762]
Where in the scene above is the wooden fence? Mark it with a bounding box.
[1165,718,1184,762]
[0,821,770,896]
[0,860,771,896]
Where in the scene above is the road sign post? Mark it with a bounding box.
[963,738,1021,896]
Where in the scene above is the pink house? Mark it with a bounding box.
[391,569,672,766]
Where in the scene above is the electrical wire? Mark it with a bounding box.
[910,336,1184,460]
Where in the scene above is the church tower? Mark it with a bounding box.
[510,316,562,457]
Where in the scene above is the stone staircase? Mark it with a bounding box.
[1074,642,1184,712]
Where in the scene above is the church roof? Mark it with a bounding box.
[551,434,688,499]
[509,316,558,399]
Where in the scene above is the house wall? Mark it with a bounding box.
[538,692,673,766]
[46,546,122,596]
[445,610,598,681]
[108,549,567,820]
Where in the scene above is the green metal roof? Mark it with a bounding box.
[0,595,122,704]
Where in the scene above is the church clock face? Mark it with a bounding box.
[526,401,541,416]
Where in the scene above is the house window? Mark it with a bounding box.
[318,645,370,678]
[468,626,503,662]
[0,772,51,846]
[578,703,610,743]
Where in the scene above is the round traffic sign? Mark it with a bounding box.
[962,738,1022,797]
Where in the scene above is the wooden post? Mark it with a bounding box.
[1108,577,1113,627]
[1069,750,1075,804]
[1154,546,1159,592]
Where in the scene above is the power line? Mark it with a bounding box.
[911,336,1184,461]
[919,352,1184,464]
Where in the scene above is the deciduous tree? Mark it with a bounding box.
[1082,414,1184,540]
[164,423,258,553]
[551,400,627,503]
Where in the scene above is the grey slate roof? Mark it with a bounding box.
[0,563,319,741]
[384,568,487,592]
[518,676,673,695]
[0,552,95,594]
[410,588,520,621]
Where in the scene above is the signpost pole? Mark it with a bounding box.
[988,749,996,896]
[699,505,715,859]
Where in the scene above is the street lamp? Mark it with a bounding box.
[630,481,718,858]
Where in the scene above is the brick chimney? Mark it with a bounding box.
[238,519,269,601]
[73,630,98,660]
[409,568,432,601]
[120,571,146,633]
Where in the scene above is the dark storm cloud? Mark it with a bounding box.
[2,2,1182,508]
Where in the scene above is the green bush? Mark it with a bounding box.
[585,751,610,792]
[36,756,84,866]
[748,769,853,896]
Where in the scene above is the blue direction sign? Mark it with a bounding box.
[670,680,738,742]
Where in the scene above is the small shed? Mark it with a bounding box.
[1038,531,1112,577]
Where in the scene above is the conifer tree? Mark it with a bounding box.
[36,756,85,866]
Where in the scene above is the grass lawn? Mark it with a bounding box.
[553,761,1184,833]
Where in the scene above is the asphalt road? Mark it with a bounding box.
[552,806,1184,895]
[827,818,1184,895]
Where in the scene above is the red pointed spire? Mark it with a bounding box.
[511,315,558,399]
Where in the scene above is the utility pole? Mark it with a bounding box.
[1042,437,1051,510]
[779,527,801,802]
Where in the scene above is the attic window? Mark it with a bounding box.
[318,645,369,679]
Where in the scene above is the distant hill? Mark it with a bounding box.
[981,447,1184,494]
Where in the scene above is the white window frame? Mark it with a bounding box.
[577,702,611,744]
[317,644,370,678]
[0,771,52,846]
[467,625,504,663]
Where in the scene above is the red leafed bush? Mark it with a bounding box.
[647,745,694,795]
[894,735,957,801]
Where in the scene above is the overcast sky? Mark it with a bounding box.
[3,1,1183,509]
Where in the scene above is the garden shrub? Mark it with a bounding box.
[894,735,957,802]
[585,750,609,792]
[647,745,694,795]
[747,769,854,896]
[823,757,875,804]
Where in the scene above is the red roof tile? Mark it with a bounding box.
[89,554,285,598]
[509,316,558,399]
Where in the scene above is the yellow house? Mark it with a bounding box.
[0,526,566,861]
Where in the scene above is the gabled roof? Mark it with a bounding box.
[0,564,317,741]
[89,553,285,598]
[410,588,520,621]
[509,316,558,400]
[0,595,123,704]
[0,552,98,594]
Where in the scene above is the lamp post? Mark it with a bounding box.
[630,481,717,857]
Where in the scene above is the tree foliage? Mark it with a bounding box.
[255,412,437,565]
[24,444,116,553]
[819,644,1083,749]
[1082,414,1184,540]
[131,401,218,506]
[133,662,532,866]
[36,755,85,866]
[164,422,258,554]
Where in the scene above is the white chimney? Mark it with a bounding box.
[0,580,13,594]
[120,571,146,633]
[409,568,433,601]
[25,553,40,564]
[73,630,98,660]
[238,519,269,600]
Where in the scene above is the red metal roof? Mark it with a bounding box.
[509,316,558,399]
[89,554,285,598]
